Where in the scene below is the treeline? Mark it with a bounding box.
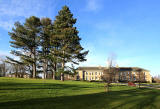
[6,6,88,80]
[0,60,8,77]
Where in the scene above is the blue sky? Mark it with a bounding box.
[0,0,160,76]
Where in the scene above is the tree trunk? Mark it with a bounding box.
[52,69,55,80]
[61,73,64,81]
[32,48,36,78]
[43,71,46,79]
[43,60,47,79]
[52,63,56,80]
[61,62,65,81]
[43,65,46,79]
[32,63,36,78]
[28,65,32,78]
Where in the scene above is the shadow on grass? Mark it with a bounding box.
[0,88,159,109]
[0,82,100,91]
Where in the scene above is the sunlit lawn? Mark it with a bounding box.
[0,77,160,109]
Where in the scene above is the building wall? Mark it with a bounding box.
[8,74,30,78]
[77,69,152,83]
[64,74,77,80]
[77,70,103,81]
[23,74,30,78]
[144,71,152,82]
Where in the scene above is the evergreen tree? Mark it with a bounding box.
[8,16,41,78]
[50,23,62,80]
[40,18,52,79]
[53,6,89,81]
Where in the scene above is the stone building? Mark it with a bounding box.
[76,66,152,83]
[8,73,30,78]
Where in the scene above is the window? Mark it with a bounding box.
[92,77,94,80]
[90,72,91,75]
[128,77,130,81]
[119,72,121,80]
[86,72,88,75]
[95,76,97,80]
[86,77,88,80]
[134,76,136,81]
[92,72,94,75]
[99,72,101,75]
[133,72,135,75]
[95,72,97,75]
[124,72,126,80]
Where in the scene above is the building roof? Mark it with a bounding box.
[77,66,106,70]
[119,67,149,72]
[77,66,149,72]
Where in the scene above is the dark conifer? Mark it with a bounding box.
[40,18,52,79]
[8,16,41,78]
[53,6,88,81]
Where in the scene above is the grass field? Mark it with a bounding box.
[0,77,160,109]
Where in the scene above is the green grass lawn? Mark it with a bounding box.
[0,77,160,109]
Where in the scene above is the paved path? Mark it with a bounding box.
[118,83,160,89]
[140,84,160,89]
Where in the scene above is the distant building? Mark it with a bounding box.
[76,66,152,83]
[8,73,30,78]
[64,74,77,80]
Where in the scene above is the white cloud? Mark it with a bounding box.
[0,0,56,17]
[0,20,14,31]
[0,0,57,30]
[0,50,11,60]
[0,50,20,61]
[86,0,102,12]
[0,50,10,56]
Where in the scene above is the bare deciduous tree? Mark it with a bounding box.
[153,75,160,83]
[5,57,27,78]
[136,68,145,88]
[101,54,119,92]
[0,59,9,77]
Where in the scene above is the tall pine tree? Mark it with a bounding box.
[53,6,88,81]
[8,16,41,78]
[40,18,52,79]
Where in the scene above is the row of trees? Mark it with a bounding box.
[0,59,8,77]
[152,75,160,83]
[0,59,25,78]
[6,6,88,80]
